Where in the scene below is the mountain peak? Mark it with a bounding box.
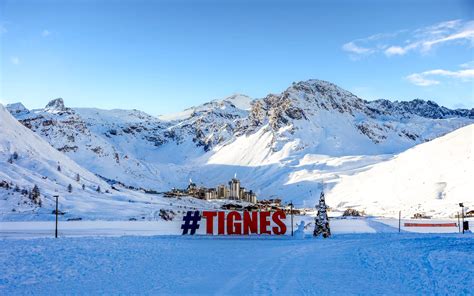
[6,102,30,116]
[45,98,68,113]
[215,94,252,111]
[290,79,356,97]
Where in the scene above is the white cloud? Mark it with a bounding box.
[342,32,402,58]
[406,62,474,87]
[422,69,474,79]
[10,56,20,65]
[41,29,51,37]
[342,42,374,55]
[460,60,474,69]
[384,46,407,56]
[344,19,474,58]
[406,74,440,86]
[415,20,462,38]
[420,27,474,52]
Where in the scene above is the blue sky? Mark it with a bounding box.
[1,0,473,115]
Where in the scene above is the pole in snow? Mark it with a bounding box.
[398,211,401,233]
[459,203,465,234]
[54,195,59,238]
[458,212,461,233]
[290,201,294,236]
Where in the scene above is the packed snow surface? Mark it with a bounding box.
[0,233,472,295]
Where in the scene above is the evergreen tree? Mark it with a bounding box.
[67,184,73,193]
[32,185,40,198]
[76,174,80,182]
[82,184,86,190]
[313,190,331,238]
[12,152,18,160]
[96,185,101,193]
[57,165,61,172]
[31,185,41,205]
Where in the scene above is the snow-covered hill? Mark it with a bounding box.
[6,95,256,190]
[328,124,474,217]
[4,79,474,218]
[218,80,472,161]
[0,103,110,219]
[0,104,224,221]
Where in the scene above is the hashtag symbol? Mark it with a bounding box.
[181,211,201,235]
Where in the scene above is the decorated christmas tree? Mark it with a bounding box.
[313,190,331,238]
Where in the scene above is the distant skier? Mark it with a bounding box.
[313,191,331,238]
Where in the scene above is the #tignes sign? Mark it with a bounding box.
[181,210,287,235]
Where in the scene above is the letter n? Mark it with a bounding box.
[243,211,258,235]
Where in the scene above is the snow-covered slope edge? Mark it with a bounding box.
[327,124,474,218]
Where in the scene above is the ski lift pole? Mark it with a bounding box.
[54,195,59,238]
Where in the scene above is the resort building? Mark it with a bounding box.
[166,176,257,203]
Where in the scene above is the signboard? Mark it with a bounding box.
[181,210,287,235]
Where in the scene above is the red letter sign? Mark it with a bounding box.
[243,211,258,235]
[227,211,242,235]
[202,211,217,235]
[272,211,287,235]
[259,211,271,235]
[218,211,226,235]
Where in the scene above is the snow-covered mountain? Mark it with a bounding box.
[0,104,220,221]
[7,98,174,190]
[157,94,252,151]
[4,79,474,217]
[207,80,472,168]
[0,103,111,219]
[6,95,255,190]
[328,124,473,217]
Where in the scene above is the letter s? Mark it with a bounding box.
[272,211,287,235]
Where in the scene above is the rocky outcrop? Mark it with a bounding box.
[44,98,71,114]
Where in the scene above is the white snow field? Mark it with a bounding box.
[0,233,473,295]
[328,124,474,218]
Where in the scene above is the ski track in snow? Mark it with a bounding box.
[0,234,472,295]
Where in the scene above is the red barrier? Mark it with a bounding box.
[404,223,457,227]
